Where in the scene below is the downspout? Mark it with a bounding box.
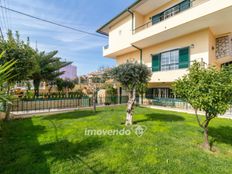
[128,9,142,64]
[127,9,134,34]
[132,44,143,64]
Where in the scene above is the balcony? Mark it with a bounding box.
[131,0,232,49]
[103,0,232,58]
[134,0,192,34]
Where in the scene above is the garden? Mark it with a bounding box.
[1,30,232,174]
[1,106,232,174]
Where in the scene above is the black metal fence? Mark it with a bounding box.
[10,96,129,113]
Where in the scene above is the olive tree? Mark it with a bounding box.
[173,61,232,150]
[110,62,151,126]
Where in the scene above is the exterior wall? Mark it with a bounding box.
[134,12,144,29]
[116,29,214,83]
[208,29,218,67]
[108,15,133,53]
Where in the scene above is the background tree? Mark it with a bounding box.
[55,78,65,92]
[55,78,75,92]
[110,62,151,125]
[104,83,117,96]
[87,75,105,112]
[173,61,232,150]
[65,80,75,92]
[0,31,35,119]
[31,51,71,96]
[136,83,148,104]
[0,30,35,85]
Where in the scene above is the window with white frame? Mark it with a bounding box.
[160,50,179,71]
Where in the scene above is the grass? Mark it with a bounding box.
[1,105,232,174]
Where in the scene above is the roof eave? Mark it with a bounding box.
[96,0,143,35]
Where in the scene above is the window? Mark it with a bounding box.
[145,88,174,99]
[160,50,179,71]
[152,47,189,72]
[152,0,190,25]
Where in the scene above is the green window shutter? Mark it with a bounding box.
[179,47,190,69]
[152,54,161,72]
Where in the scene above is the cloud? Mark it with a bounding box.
[1,0,127,75]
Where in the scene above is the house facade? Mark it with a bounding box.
[97,0,232,99]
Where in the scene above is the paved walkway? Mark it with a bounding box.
[145,105,232,119]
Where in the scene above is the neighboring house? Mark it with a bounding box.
[97,0,232,99]
[60,64,77,80]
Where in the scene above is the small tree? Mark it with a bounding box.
[110,62,151,125]
[173,61,232,149]
[65,80,75,92]
[87,76,105,112]
[0,31,35,84]
[56,78,65,92]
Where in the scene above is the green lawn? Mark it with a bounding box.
[1,106,232,174]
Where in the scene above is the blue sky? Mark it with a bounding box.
[0,0,135,75]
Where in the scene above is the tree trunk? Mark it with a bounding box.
[4,84,11,121]
[4,102,12,121]
[93,92,97,112]
[48,86,52,94]
[125,88,136,126]
[203,127,210,149]
[203,113,211,150]
[33,79,40,97]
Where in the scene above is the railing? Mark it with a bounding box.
[149,97,192,110]
[149,62,189,72]
[147,97,232,118]
[10,96,129,113]
[133,0,193,34]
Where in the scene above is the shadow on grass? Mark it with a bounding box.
[43,110,101,120]
[134,112,185,124]
[209,126,232,146]
[0,117,112,174]
[42,138,105,174]
[0,119,50,174]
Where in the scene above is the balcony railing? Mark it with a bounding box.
[133,0,193,34]
[216,35,232,59]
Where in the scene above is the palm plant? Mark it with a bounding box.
[0,51,16,121]
[0,51,15,102]
[31,50,71,97]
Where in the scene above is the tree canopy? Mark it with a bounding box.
[110,62,152,91]
[31,51,71,96]
[173,61,232,149]
[0,30,35,83]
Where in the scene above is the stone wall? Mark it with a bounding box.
[216,35,232,58]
